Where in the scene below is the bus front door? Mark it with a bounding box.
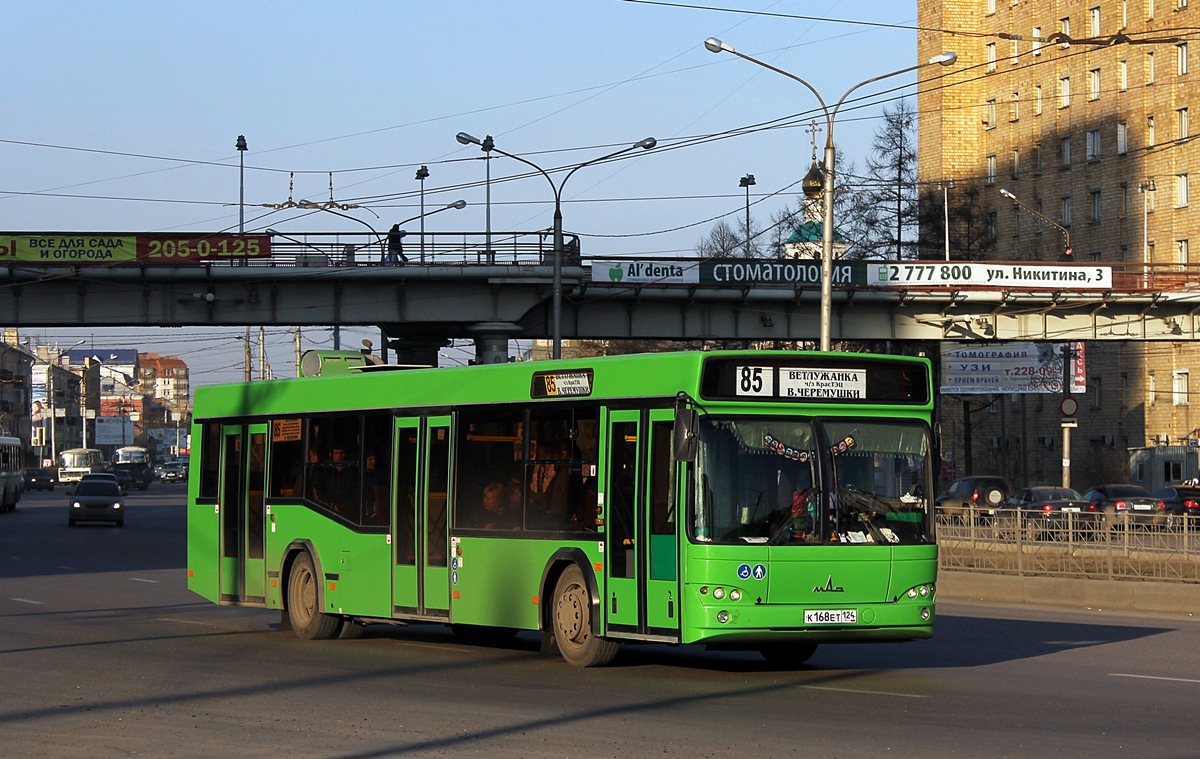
[604,410,681,639]
[391,416,451,619]
[218,424,268,604]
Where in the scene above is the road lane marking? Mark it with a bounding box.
[129,578,159,584]
[1112,673,1200,684]
[801,685,928,699]
[9,598,44,605]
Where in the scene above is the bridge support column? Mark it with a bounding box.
[385,337,448,368]
[466,321,523,365]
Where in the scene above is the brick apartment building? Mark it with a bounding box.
[916,0,1198,488]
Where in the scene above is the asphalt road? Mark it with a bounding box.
[2,486,1198,758]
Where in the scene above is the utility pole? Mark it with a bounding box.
[244,326,252,382]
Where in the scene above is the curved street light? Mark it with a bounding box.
[999,188,1073,259]
[394,200,468,264]
[705,38,956,350]
[454,133,656,359]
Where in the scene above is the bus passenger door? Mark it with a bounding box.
[391,418,419,614]
[243,424,268,603]
[218,424,268,604]
[604,411,640,631]
[604,410,680,638]
[391,416,451,619]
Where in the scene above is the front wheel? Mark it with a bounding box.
[286,552,341,640]
[551,565,618,667]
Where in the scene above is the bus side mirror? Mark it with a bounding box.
[674,407,698,462]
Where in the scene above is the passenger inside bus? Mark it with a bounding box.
[311,445,361,522]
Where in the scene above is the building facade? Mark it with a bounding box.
[917,0,1198,488]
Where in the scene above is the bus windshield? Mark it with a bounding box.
[692,417,933,546]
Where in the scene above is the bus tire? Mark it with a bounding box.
[551,564,618,667]
[286,552,340,640]
[759,642,818,668]
[336,618,366,640]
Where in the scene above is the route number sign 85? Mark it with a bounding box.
[736,366,774,397]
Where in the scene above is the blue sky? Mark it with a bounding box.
[5,1,918,385]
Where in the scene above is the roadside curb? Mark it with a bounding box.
[937,570,1200,616]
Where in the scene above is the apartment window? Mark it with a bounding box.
[1148,0,1156,20]
[1059,76,1071,108]
[1011,148,1021,178]
[1121,372,1129,408]
[1091,190,1102,221]
[1060,17,1071,48]
[1121,182,1130,217]
[1032,26,1043,55]
[1149,114,1157,146]
[1119,60,1128,90]
[1149,372,1156,405]
[1035,84,1043,114]
[1091,376,1103,410]
[986,211,998,242]
[1060,135,1072,166]
[986,42,997,72]
[1032,143,1043,173]
[987,0,997,13]
[1011,39,1020,64]
[1089,68,1102,99]
[1062,196,1073,226]
[1036,200,1046,233]
[985,99,996,129]
[1177,107,1189,140]
[1086,128,1102,160]
[1148,51,1156,83]
[987,154,997,184]
[1121,0,1129,27]
[1090,6,1102,36]
[1178,238,1190,267]
[1179,43,1189,75]
[1174,369,1189,407]
[1181,0,1190,9]
[1117,121,1129,154]
[1012,205,1022,236]
[1177,173,1190,206]
[1010,91,1020,121]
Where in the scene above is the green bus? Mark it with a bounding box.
[187,349,937,667]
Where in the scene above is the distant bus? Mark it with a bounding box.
[188,350,937,667]
[0,436,22,512]
[59,448,105,483]
[114,446,151,465]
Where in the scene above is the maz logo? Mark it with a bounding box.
[813,575,845,593]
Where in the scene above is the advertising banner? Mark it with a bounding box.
[941,341,1086,394]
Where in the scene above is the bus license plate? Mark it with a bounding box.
[804,609,857,625]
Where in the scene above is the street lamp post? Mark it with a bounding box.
[998,188,1073,259]
[1139,178,1156,288]
[454,133,656,359]
[455,134,496,263]
[705,38,957,351]
[940,180,955,261]
[236,135,248,235]
[416,165,430,262]
[739,174,756,256]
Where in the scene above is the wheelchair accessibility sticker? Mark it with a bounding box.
[738,564,767,580]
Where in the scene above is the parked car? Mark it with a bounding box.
[1002,486,1095,539]
[68,479,124,527]
[1080,484,1168,527]
[936,476,1012,521]
[21,467,55,492]
[1149,485,1200,525]
[108,462,153,491]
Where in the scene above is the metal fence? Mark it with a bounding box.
[937,510,1200,583]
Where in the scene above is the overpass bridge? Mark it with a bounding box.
[3,230,1199,363]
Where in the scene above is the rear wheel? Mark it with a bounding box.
[760,642,818,668]
[551,565,618,667]
[286,552,340,640]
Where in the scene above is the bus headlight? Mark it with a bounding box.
[716,610,730,624]
[713,587,725,600]
[729,589,741,602]
[920,607,931,621]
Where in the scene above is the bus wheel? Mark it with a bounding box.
[759,642,818,668]
[552,565,618,667]
[286,552,340,640]
[336,618,366,640]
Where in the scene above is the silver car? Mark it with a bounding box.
[68,479,124,527]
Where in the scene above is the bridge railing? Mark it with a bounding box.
[256,230,579,267]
